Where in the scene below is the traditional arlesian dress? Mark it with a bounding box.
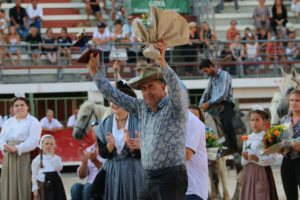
[240,131,278,200]
[0,114,42,200]
[95,113,144,200]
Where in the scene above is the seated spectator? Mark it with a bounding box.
[291,0,300,17]
[9,0,29,40]
[70,120,103,200]
[57,27,73,65]
[241,27,251,43]
[40,109,64,132]
[266,40,287,73]
[6,25,22,66]
[219,43,236,75]
[122,14,133,35]
[200,21,217,58]
[42,28,57,64]
[92,23,110,64]
[26,0,43,31]
[286,41,298,68]
[67,109,79,129]
[25,26,42,64]
[226,20,240,41]
[256,28,271,59]
[0,9,7,35]
[230,33,245,65]
[253,0,271,32]
[244,33,262,75]
[84,0,103,23]
[114,5,127,23]
[271,0,288,36]
[280,22,297,40]
[109,20,130,62]
[181,21,200,76]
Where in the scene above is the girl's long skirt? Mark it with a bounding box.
[0,140,31,200]
[240,163,278,200]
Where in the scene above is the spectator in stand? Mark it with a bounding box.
[40,109,64,132]
[26,0,43,31]
[266,39,287,73]
[42,28,57,64]
[70,120,103,200]
[226,20,240,41]
[286,41,298,68]
[0,9,7,35]
[230,33,245,67]
[181,21,200,76]
[9,0,29,40]
[66,109,79,129]
[256,28,271,60]
[219,43,236,75]
[122,14,133,35]
[253,0,271,32]
[200,21,217,58]
[281,22,297,40]
[6,25,22,66]
[114,5,127,23]
[84,0,103,23]
[241,27,251,42]
[92,23,110,64]
[25,26,42,64]
[271,0,288,36]
[291,0,300,17]
[57,27,73,65]
[244,33,262,75]
[109,19,130,62]
[0,9,5,65]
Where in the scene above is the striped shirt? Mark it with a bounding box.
[93,64,188,170]
[199,69,233,105]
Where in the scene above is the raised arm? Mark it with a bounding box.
[154,38,188,112]
[87,54,139,116]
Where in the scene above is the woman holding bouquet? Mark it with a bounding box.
[240,105,278,200]
[280,89,300,200]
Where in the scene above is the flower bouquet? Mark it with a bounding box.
[261,124,286,156]
[132,6,189,59]
[205,127,222,160]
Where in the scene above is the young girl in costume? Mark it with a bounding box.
[240,105,278,200]
[31,135,67,200]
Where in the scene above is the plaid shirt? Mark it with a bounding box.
[281,113,300,159]
[199,69,233,106]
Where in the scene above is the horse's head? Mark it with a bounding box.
[73,101,97,140]
[270,92,280,124]
[277,69,300,118]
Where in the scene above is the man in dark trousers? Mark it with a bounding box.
[199,59,240,163]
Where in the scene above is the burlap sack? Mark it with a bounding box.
[132,6,189,59]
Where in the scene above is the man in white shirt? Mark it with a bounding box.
[26,0,43,30]
[66,109,79,129]
[185,111,209,200]
[92,23,111,63]
[40,109,64,132]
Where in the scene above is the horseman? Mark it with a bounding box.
[198,59,240,163]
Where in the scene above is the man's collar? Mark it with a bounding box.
[157,95,168,109]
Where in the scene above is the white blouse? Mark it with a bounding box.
[112,114,129,154]
[31,154,63,192]
[0,114,42,156]
[241,131,277,166]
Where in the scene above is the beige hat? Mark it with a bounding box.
[286,23,296,32]
[133,59,148,70]
[189,21,197,28]
[128,67,164,90]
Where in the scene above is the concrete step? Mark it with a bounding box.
[43,8,80,15]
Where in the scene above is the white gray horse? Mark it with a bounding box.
[273,68,300,123]
[270,92,280,125]
[73,100,111,140]
[205,110,248,200]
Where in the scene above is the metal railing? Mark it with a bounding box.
[0,39,300,82]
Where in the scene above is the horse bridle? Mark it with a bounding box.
[75,109,99,135]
